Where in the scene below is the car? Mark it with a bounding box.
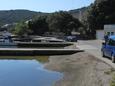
[65,36,77,42]
[101,35,115,63]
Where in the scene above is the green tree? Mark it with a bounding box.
[47,11,82,35]
[83,0,115,39]
[13,11,82,36]
[13,21,31,37]
[28,15,49,35]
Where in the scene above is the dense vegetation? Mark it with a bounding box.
[28,15,49,35]
[82,0,115,39]
[13,21,31,36]
[1,0,115,39]
[46,11,82,35]
[69,7,88,19]
[0,10,47,25]
[13,11,82,36]
[88,0,115,29]
[0,9,84,26]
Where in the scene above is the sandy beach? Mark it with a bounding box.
[45,52,115,86]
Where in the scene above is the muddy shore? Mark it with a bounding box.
[45,52,115,86]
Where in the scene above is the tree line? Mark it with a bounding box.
[12,11,82,37]
[82,0,115,39]
[12,0,115,39]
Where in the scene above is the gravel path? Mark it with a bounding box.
[45,52,115,86]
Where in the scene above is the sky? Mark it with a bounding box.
[0,0,95,12]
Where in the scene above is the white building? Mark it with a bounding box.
[104,25,115,36]
[96,30,104,40]
[96,24,115,40]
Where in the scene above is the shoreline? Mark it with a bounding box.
[45,52,115,86]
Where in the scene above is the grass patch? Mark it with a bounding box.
[111,74,115,86]
[105,69,115,86]
[105,68,115,75]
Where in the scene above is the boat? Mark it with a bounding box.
[32,37,65,42]
[0,31,72,48]
[0,31,83,56]
[0,31,17,47]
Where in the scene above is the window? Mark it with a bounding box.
[111,32,114,35]
[107,32,110,35]
[108,39,115,46]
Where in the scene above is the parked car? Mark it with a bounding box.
[65,36,77,42]
[101,35,115,63]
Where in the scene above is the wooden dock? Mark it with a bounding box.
[0,48,84,56]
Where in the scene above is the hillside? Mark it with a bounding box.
[0,10,47,25]
[0,8,88,26]
[69,7,88,20]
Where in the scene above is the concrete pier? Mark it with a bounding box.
[17,42,73,48]
[0,48,84,56]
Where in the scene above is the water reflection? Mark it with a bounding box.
[0,56,49,63]
[0,57,63,86]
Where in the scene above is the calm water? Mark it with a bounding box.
[0,58,63,86]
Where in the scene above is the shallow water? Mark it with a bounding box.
[0,58,63,86]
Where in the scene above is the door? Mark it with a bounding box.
[104,39,113,57]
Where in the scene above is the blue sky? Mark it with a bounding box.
[0,0,95,12]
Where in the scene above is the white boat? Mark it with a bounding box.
[0,31,17,47]
[32,37,65,42]
[0,38,16,46]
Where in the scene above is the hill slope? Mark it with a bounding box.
[0,8,88,26]
[0,10,46,25]
[69,7,88,20]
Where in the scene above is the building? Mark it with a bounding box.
[96,24,115,40]
[96,30,104,40]
[104,25,115,36]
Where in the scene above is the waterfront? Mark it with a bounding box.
[0,57,63,86]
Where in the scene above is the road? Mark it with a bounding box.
[77,40,115,69]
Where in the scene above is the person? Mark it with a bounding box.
[104,34,109,43]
